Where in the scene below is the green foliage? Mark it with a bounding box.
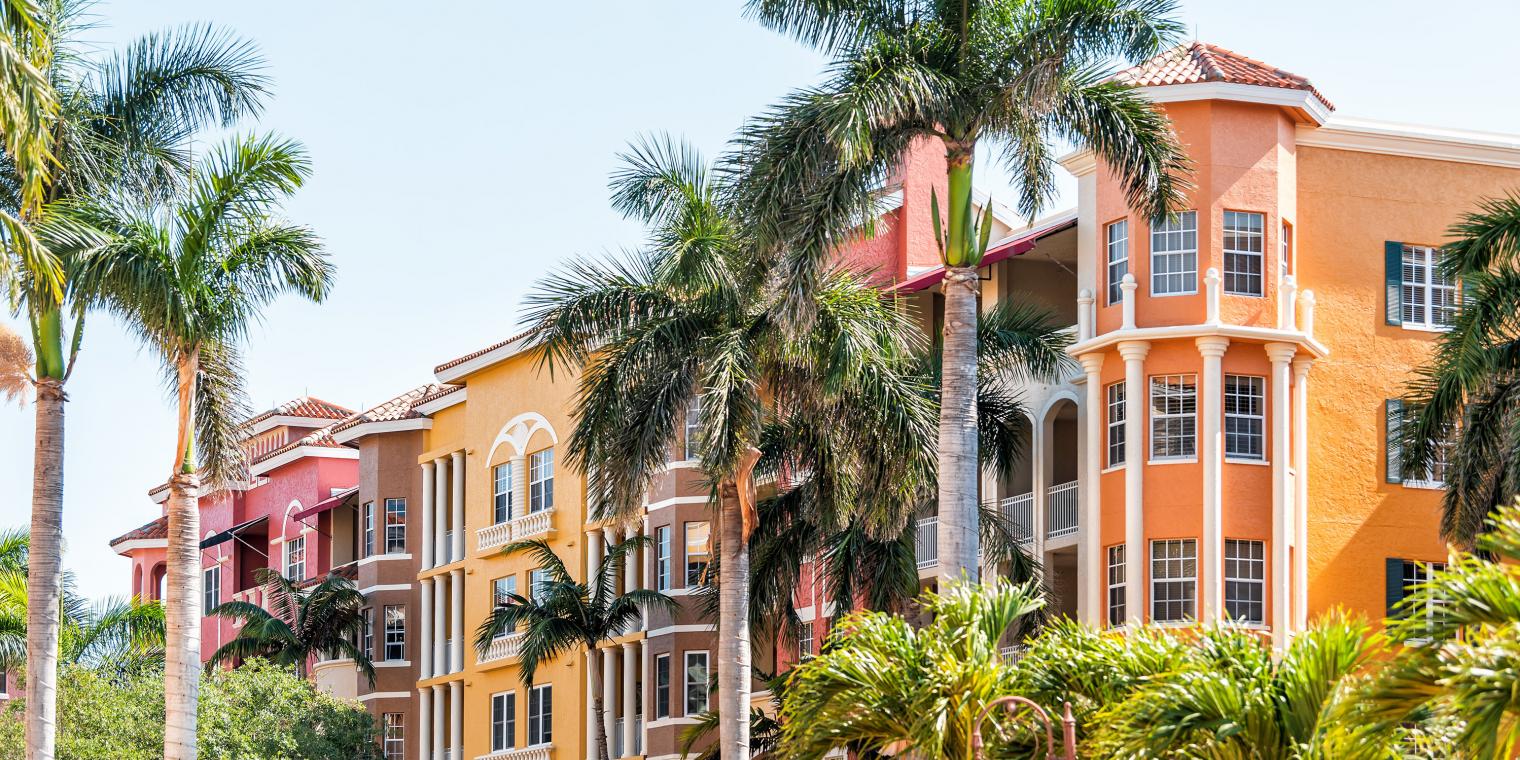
[208,568,373,684]
[0,660,379,759]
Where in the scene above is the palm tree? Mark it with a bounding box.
[1,6,267,755]
[778,578,1045,760]
[1404,193,1520,546]
[525,136,935,759]
[0,0,58,225]
[473,537,674,760]
[207,568,373,682]
[737,0,1191,579]
[68,133,329,760]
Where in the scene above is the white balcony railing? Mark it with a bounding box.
[915,517,938,569]
[477,521,513,552]
[1046,481,1079,538]
[1000,644,1026,663]
[999,492,1035,544]
[512,508,555,540]
[479,632,525,664]
[478,745,552,760]
[613,717,644,758]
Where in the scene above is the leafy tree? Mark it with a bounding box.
[473,537,674,760]
[207,568,373,683]
[737,0,1190,580]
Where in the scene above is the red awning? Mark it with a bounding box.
[894,213,1077,293]
[291,486,359,522]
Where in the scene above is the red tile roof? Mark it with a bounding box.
[110,515,168,547]
[331,385,442,433]
[1117,42,1333,110]
[415,384,464,407]
[244,397,355,428]
[250,427,345,465]
[434,330,533,374]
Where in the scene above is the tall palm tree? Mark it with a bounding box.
[207,568,373,682]
[737,0,1190,579]
[473,537,674,760]
[68,133,329,760]
[1,6,267,756]
[1404,193,1520,546]
[778,578,1045,760]
[525,136,935,760]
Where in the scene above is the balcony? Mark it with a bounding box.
[915,517,938,569]
[613,716,643,758]
[999,493,1035,544]
[1045,481,1078,539]
[477,521,513,552]
[512,508,555,540]
[917,482,1082,569]
[479,632,524,665]
[478,745,552,760]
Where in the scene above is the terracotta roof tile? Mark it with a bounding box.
[331,385,443,433]
[1117,42,1333,110]
[434,330,533,374]
[415,384,464,407]
[250,427,345,465]
[110,515,168,547]
[244,397,355,428]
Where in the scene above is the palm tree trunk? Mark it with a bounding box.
[716,478,752,760]
[24,376,64,760]
[591,662,611,760]
[937,144,981,583]
[164,354,201,760]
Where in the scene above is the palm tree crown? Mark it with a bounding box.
[208,568,374,684]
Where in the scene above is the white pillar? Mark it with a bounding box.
[431,684,445,760]
[1030,412,1048,577]
[1120,274,1138,330]
[1079,353,1105,626]
[1118,340,1150,626]
[641,516,653,630]
[587,527,603,582]
[449,680,463,758]
[418,578,433,679]
[1205,268,1222,325]
[585,649,599,760]
[1293,358,1313,629]
[451,451,465,562]
[1280,276,1299,331]
[510,455,527,522]
[1077,289,1095,341]
[417,687,431,760]
[639,639,650,752]
[450,568,464,673]
[1266,342,1297,649]
[421,462,435,569]
[601,644,617,752]
[1197,336,1230,623]
[433,456,449,564]
[621,642,637,757]
[432,575,446,677]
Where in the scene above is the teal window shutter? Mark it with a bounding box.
[1386,398,1404,484]
[1385,241,1404,325]
[1385,558,1406,618]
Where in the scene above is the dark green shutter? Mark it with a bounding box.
[1385,241,1404,325]
[1385,558,1405,618]
[1385,399,1404,484]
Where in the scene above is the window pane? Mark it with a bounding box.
[656,526,672,591]
[1106,545,1126,627]
[655,654,671,719]
[530,450,555,513]
[385,498,406,553]
[1223,539,1265,624]
[383,605,405,661]
[685,522,711,587]
[494,463,513,524]
[1106,382,1126,467]
[1106,220,1129,305]
[1150,539,1197,622]
[1222,211,1264,296]
[1150,211,1198,295]
[1149,375,1197,460]
[684,652,709,715]
[1224,375,1265,460]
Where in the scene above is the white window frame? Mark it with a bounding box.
[285,535,306,581]
[1106,219,1129,305]
[1106,545,1125,627]
[1400,244,1458,331]
[798,621,814,659]
[530,568,550,605]
[493,462,513,524]
[384,498,406,554]
[684,651,710,716]
[1150,211,1198,296]
[1222,210,1265,296]
[684,522,711,588]
[382,604,405,662]
[203,565,220,613]
[492,691,517,751]
[1150,539,1197,623]
[527,683,552,747]
[1106,382,1126,468]
[683,397,702,461]
[360,607,374,657]
[492,576,518,638]
[382,712,405,760]
[362,501,376,557]
[1223,539,1265,625]
[1280,220,1292,277]
[654,653,672,719]
[529,449,554,513]
[656,526,672,591]
[1224,375,1266,461]
[1149,374,1197,461]
[1399,559,1448,629]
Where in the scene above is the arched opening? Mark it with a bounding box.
[149,563,167,602]
[1041,398,1080,619]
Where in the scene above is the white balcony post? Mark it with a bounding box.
[449,680,463,758]
[1292,358,1313,629]
[1118,340,1150,626]
[431,684,445,760]
[1197,336,1230,623]
[1266,342,1297,650]
[417,687,431,760]
[512,454,529,522]
[621,642,637,757]
[639,638,650,753]
[1120,274,1138,330]
[418,579,433,679]
[585,649,599,760]
[602,645,617,751]
[1281,276,1299,332]
[450,568,464,673]
[1031,411,1048,570]
[433,456,449,564]
[432,575,446,677]
[420,462,435,569]
[641,515,653,630]
[450,451,465,562]
[1079,353,1105,626]
[1077,288,1095,341]
[587,528,603,582]
[1300,290,1316,338]
[1205,268,1221,325]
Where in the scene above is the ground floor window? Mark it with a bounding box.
[492,691,516,751]
[1107,545,1126,626]
[382,713,404,760]
[1224,539,1265,624]
[527,683,552,746]
[1151,539,1197,623]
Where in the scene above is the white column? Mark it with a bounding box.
[434,456,449,564]
[449,680,463,759]
[1292,358,1313,629]
[451,451,465,562]
[1077,289,1095,341]
[417,687,431,760]
[432,575,446,677]
[1120,274,1138,330]
[639,639,650,752]
[601,644,617,752]
[1280,275,1299,331]
[587,527,603,582]
[1205,267,1222,325]
[641,516,653,630]
[1030,413,1048,576]
[1266,342,1297,649]
[431,684,445,760]
[450,568,464,673]
[1079,353,1105,626]
[421,462,436,569]
[585,649,599,760]
[1197,337,1230,623]
[621,642,637,757]
[1118,340,1150,626]
[510,455,527,522]
[418,578,433,679]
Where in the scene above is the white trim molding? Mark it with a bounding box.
[111,538,167,556]
[1139,81,1331,125]
[357,583,413,595]
[644,623,717,638]
[1298,116,1520,169]
[354,552,412,567]
[484,412,558,465]
[414,387,467,415]
[435,334,534,384]
[248,415,342,436]
[357,691,413,702]
[331,417,432,444]
[249,445,360,477]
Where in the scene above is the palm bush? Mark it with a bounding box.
[207,568,372,683]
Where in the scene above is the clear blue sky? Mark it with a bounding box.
[3,0,1517,602]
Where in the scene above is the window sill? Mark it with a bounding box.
[1222,291,1265,298]
[1399,323,1453,334]
[1225,457,1269,467]
[374,660,412,668]
[1101,464,1126,475]
[1403,480,1445,491]
[1151,290,1199,298]
[1147,458,1197,466]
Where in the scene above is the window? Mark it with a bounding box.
[382,713,404,760]
[383,605,405,662]
[384,498,406,554]
[683,397,702,461]
[203,566,220,613]
[1391,559,1448,627]
[1151,539,1197,623]
[1388,399,1452,488]
[684,651,710,715]
[1222,211,1265,296]
[491,576,518,637]
[798,621,814,659]
[1107,545,1126,627]
[529,449,554,513]
[493,462,514,524]
[1106,220,1129,305]
[362,501,376,557]
[1106,382,1126,467]
[530,569,550,604]
[1150,211,1197,295]
[1224,539,1266,624]
[655,653,671,719]
[1280,220,1292,276]
[285,536,306,581]
[1149,375,1197,461]
[527,684,552,746]
[1224,375,1265,461]
[1400,245,1457,330]
[684,522,711,587]
[656,526,672,591]
[492,691,517,751]
[360,607,375,657]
